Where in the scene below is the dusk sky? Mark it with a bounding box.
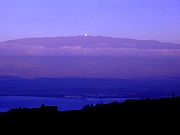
[0,0,180,43]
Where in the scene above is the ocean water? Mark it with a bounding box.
[0,96,127,112]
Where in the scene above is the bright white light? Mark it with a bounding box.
[85,34,88,37]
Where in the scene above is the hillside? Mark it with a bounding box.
[0,36,180,78]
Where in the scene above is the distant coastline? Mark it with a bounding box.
[0,96,128,112]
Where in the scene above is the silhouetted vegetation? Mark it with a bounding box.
[9,104,59,113]
[2,97,180,114]
[0,97,180,128]
[81,97,180,113]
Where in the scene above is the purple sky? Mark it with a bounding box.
[0,0,180,43]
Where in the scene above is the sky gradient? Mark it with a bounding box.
[0,0,180,43]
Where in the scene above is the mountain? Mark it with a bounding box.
[0,36,180,56]
[1,36,180,49]
[0,36,180,78]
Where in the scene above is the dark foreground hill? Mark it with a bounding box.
[2,96,180,114]
[81,97,180,113]
[1,97,180,119]
[0,97,180,131]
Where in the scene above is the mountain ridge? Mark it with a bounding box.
[0,35,180,49]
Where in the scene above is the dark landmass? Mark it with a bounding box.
[0,97,179,131]
[0,97,180,121]
[81,97,180,113]
[5,96,180,114]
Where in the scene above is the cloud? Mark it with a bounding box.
[1,44,180,57]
